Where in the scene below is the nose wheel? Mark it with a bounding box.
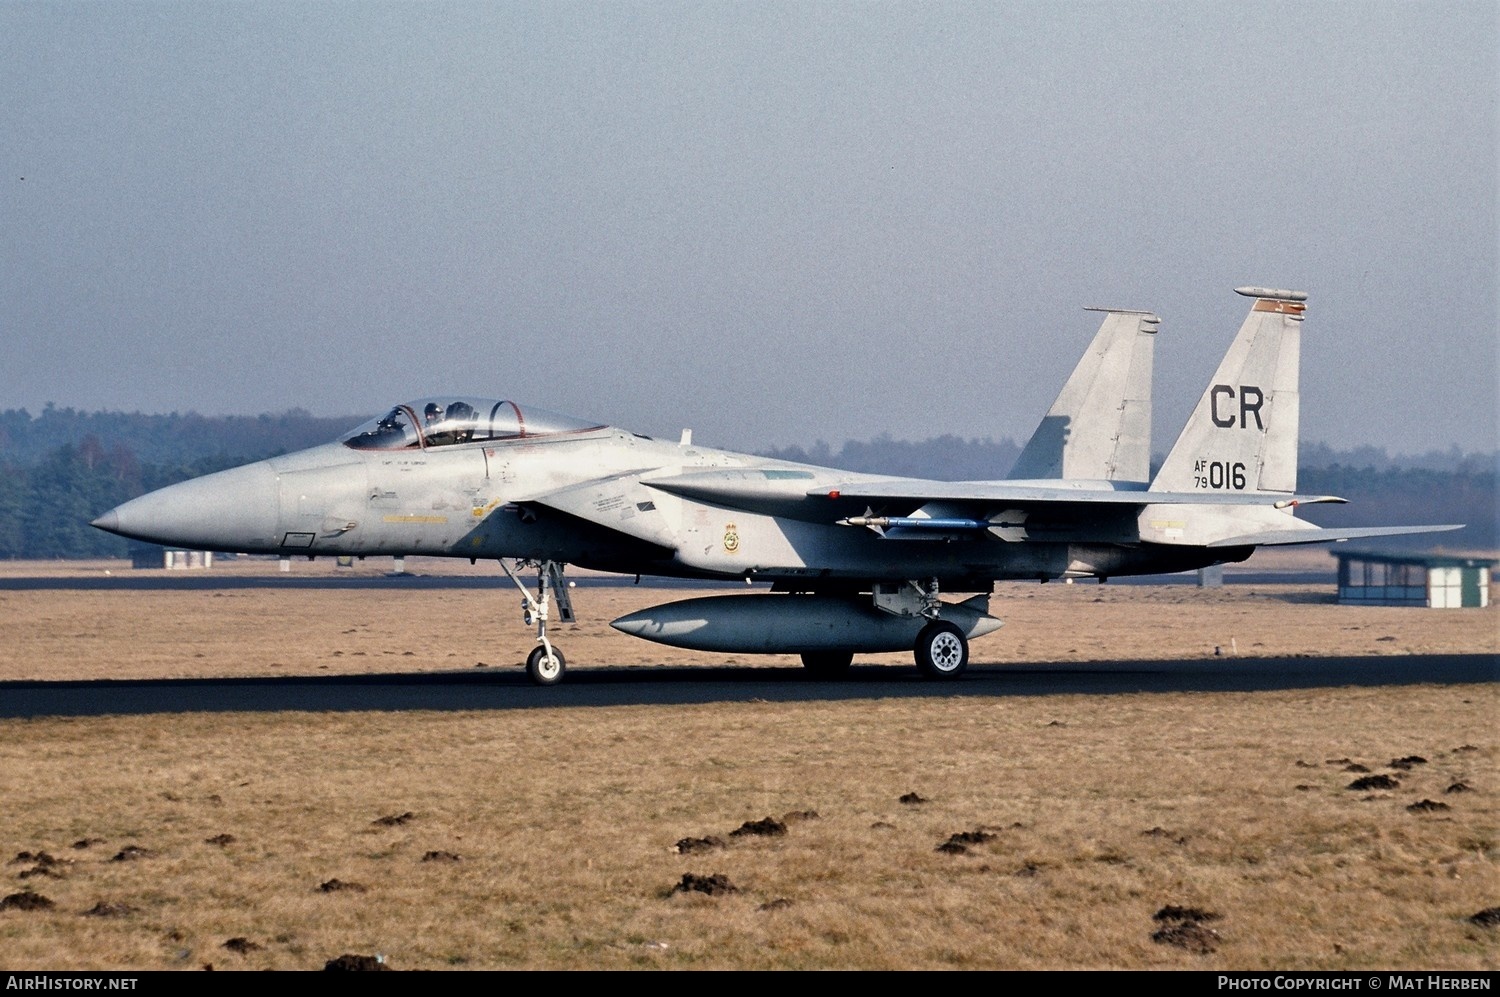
[500,559,575,686]
[525,644,566,685]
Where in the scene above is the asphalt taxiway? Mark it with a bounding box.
[2,653,1493,719]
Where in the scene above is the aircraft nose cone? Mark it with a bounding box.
[91,461,281,551]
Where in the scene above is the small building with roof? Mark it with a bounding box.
[1332,550,1494,608]
[129,543,214,569]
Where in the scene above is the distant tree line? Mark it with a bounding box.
[0,404,358,467]
[0,408,1492,558]
[0,406,360,559]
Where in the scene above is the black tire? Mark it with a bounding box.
[799,651,853,679]
[914,621,967,679]
[525,644,566,686]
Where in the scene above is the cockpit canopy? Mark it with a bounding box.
[341,397,606,451]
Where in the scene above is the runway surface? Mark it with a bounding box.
[2,654,1493,718]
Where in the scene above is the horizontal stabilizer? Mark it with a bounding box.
[1206,524,1463,548]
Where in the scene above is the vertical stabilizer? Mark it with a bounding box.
[1151,287,1306,495]
[1008,308,1158,482]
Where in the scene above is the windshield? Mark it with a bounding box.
[341,397,606,451]
[342,406,422,450]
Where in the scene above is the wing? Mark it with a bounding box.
[640,469,1458,548]
[809,476,1345,508]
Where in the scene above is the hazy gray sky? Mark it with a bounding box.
[3,1,1495,456]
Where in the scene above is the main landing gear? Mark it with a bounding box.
[914,620,968,679]
[499,559,574,686]
[796,624,970,681]
[793,580,972,681]
[879,578,970,680]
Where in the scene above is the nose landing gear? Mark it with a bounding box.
[499,559,574,685]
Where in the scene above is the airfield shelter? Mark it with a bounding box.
[1332,550,1494,608]
[130,543,214,570]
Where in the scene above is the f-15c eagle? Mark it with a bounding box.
[92,287,1457,684]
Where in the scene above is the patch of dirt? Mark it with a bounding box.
[936,828,999,855]
[71,839,103,850]
[899,792,928,805]
[18,866,61,879]
[204,834,235,846]
[1390,755,1428,770]
[1453,744,1479,753]
[325,953,391,971]
[730,817,786,838]
[942,829,997,848]
[1152,920,1220,953]
[782,810,820,823]
[1469,907,1500,928]
[110,845,155,862]
[1154,905,1221,923]
[1343,763,1371,773]
[672,873,737,897]
[758,898,793,911]
[674,836,725,855]
[319,879,368,893]
[1446,782,1473,794]
[10,851,60,867]
[1151,906,1222,954]
[0,890,55,911]
[81,901,137,918]
[1348,774,1400,791]
[1407,799,1451,813]
[223,937,261,954]
[373,812,415,827]
[420,851,460,863]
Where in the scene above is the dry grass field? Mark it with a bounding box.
[0,554,1496,970]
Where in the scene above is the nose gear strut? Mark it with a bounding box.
[499,559,574,685]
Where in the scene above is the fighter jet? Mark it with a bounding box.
[92,287,1456,684]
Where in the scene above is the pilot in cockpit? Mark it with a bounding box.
[445,401,476,444]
